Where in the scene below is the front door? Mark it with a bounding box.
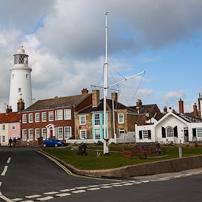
[184,130,189,142]
[50,130,53,137]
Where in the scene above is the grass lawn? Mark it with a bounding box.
[43,146,202,170]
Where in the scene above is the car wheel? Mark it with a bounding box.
[55,144,58,147]
[43,144,46,147]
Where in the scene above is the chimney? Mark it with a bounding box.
[17,98,25,112]
[111,92,118,102]
[163,106,167,113]
[92,89,100,107]
[179,98,184,114]
[81,88,88,94]
[198,93,201,110]
[6,105,12,113]
[136,99,142,107]
[194,103,198,117]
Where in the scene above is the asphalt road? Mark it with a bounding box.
[0,147,202,202]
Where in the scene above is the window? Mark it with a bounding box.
[49,111,54,121]
[35,113,40,122]
[119,128,125,136]
[56,110,63,120]
[35,128,40,140]
[64,109,71,120]
[29,113,33,123]
[12,123,15,130]
[143,130,148,138]
[42,112,47,122]
[95,129,100,139]
[167,126,174,137]
[12,74,14,79]
[42,128,47,140]
[118,113,124,124]
[58,127,63,140]
[79,115,86,125]
[22,129,27,141]
[26,74,29,79]
[197,128,202,137]
[18,88,21,93]
[80,130,86,139]
[64,127,71,139]
[22,114,27,123]
[2,136,5,143]
[2,124,5,131]
[94,114,100,125]
[29,129,33,140]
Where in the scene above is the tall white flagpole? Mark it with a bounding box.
[103,12,109,155]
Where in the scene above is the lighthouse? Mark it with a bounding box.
[9,48,32,112]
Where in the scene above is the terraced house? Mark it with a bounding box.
[0,107,21,146]
[74,89,142,143]
[21,89,92,144]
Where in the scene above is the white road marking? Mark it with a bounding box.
[60,189,70,192]
[100,186,113,189]
[72,190,86,194]
[69,188,75,191]
[87,188,100,191]
[21,200,34,202]
[142,181,149,183]
[75,186,88,189]
[1,166,8,176]
[88,185,100,187]
[25,195,41,198]
[44,191,58,195]
[0,192,14,202]
[56,193,71,197]
[37,196,54,201]
[112,184,123,187]
[7,158,11,164]
[12,198,23,201]
[122,183,134,186]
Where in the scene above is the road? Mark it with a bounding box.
[0,147,202,202]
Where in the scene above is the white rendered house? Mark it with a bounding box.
[135,110,202,144]
[9,48,32,111]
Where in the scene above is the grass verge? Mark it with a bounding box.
[43,146,202,170]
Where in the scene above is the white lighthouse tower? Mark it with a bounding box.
[9,48,32,112]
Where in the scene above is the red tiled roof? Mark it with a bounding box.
[0,112,21,123]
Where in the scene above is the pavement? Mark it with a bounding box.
[131,167,202,181]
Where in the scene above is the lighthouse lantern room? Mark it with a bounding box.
[9,48,32,112]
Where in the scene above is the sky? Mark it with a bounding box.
[0,0,202,113]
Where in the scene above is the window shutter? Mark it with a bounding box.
[193,128,196,137]
[139,131,142,139]
[148,130,151,139]
[174,126,178,137]
[162,127,166,138]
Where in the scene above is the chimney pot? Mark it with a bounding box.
[81,88,88,94]
[179,98,184,114]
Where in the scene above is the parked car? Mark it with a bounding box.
[43,138,64,147]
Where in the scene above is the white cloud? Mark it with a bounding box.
[0,0,201,110]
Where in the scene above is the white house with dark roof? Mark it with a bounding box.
[135,109,202,144]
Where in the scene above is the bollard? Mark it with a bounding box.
[179,147,182,158]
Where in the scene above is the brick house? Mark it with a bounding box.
[74,89,142,142]
[129,99,161,123]
[21,89,92,143]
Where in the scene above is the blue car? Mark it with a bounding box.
[43,138,64,147]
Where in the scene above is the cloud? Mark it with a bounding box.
[0,0,201,111]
